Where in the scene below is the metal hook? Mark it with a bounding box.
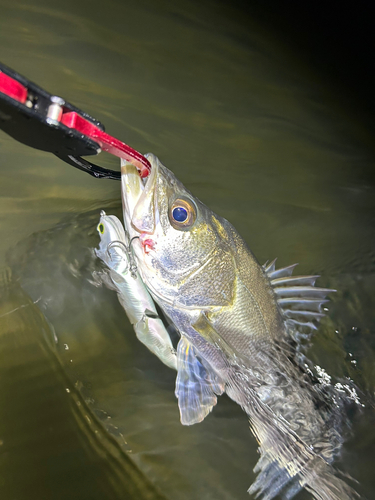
[106,240,129,262]
[127,236,140,279]
[106,237,139,279]
[129,236,140,247]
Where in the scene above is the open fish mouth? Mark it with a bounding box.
[120,153,161,264]
[121,153,159,235]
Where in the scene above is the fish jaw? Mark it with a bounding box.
[121,159,147,237]
[120,156,161,277]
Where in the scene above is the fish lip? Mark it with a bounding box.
[121,161,144,230]
[121,154,158,236]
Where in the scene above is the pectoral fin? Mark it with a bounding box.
[175,336,224,425]
[192,312,240,362]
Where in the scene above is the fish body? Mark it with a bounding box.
[95,211,177,370]
[120,154,356,500]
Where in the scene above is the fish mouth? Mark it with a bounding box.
[121,153,159,238]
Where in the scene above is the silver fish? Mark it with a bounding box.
[120,154,357,500]
[95,210,177,370]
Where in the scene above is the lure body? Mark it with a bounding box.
[96,212,176,370]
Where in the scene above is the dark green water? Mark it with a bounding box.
[0,1,374,499]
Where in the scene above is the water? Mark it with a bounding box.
[0,0,374,499]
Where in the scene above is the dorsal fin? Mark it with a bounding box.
[263,260,335,331]
[270,275,319,287]
[268,264,299,280]
[263,258,277,273]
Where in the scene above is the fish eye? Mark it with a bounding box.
[98,223,105,234]
[169,198,196,230]
[172,206,188,222]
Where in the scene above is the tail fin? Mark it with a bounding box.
[226,379,358,500]
[249,451,357,500]
[249,454,301,500]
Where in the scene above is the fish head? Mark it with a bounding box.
[121,154,235,307]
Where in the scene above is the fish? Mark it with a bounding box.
[95,210,177,370]
[119,153,357,500]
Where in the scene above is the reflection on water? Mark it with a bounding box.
[0,0,374,498]
[0,270,167,500]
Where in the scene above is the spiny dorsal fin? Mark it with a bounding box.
[270,275,319,287]
[263,260,335,331]
[263,258,277,273]
[277,298,330,312]
[263,258,298,279]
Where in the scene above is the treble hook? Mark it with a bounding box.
[107,240,128,257]
[106,237,139,279]
[106,240,129,273]
[128,236,140,279]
